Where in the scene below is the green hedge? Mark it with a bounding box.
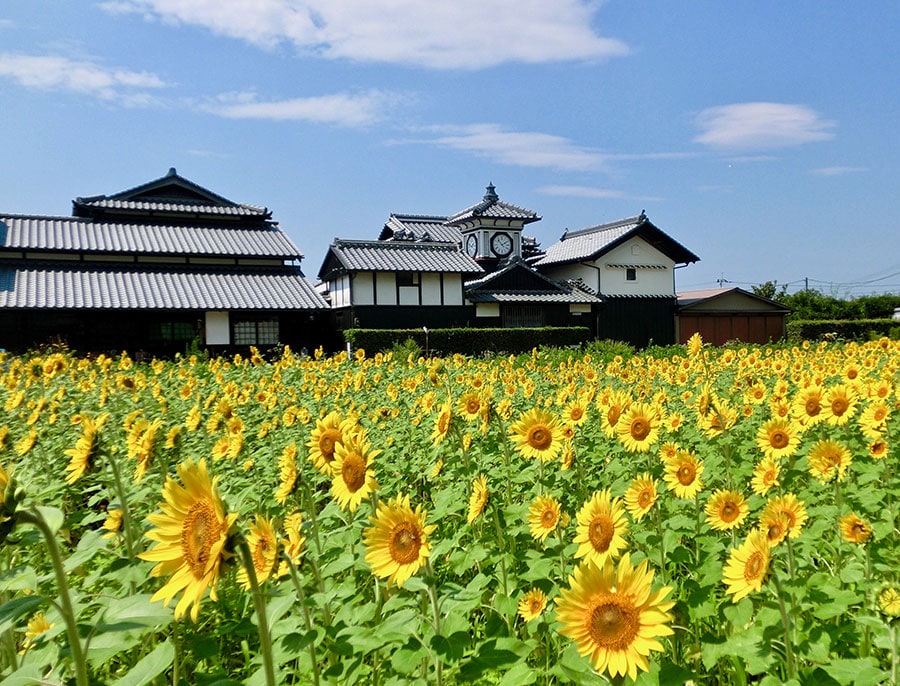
[786,318,899,342]
[343,327,592,356]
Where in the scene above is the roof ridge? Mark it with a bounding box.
[564,214,643,239]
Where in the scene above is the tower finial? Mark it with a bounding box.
[483,182,498,202]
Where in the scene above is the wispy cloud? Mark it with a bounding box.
[694,102,835,150]
[0,52,167,104]
[200,89,399,127]
[411,124,608,171]
[812,166,868,176]
[100,0,628,69]
[538,185,663,202]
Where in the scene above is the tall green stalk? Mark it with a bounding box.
[237,539,276,686]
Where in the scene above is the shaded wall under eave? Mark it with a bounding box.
[595,297,677,348]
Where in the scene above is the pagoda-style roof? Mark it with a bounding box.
[319,238,483,280]
[378,214,462,244]
[73,167,271,221]
[446,183,540,227]
[535,212,699,268]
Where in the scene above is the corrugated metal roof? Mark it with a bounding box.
[535,216,643,266]
[466,290,601,304]
[74,198,269,217]
[329,239,483,274]
[0,215,303,259]
[0,263,327,310]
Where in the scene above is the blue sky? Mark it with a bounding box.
[2,1,899,295]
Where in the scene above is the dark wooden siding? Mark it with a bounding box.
[678,314,786,346]
[596,297,676,347]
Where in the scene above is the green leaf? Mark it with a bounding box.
[0,664,48,686]
[430,630,469,663]
[390,638,428,675]
[822,658,888,685]
[0,595,44,635]
[98,593,174,631]
[812,588,862,619]
[112,639,175,686]
[0,565,37,593]
[497,662,538,686]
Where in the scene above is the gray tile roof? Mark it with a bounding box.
[535,213,699,268]
[446,184,540,225]
[73,198,269,217]
[326,239,483,274]
[0,263,327,310]
[380,214,462,243]
[464,258,601,304]
[0,215,303,259]
[465,289,602,304]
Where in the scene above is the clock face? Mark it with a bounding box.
[490,232,513,257]
[465,234,478,257]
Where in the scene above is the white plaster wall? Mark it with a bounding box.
[443,274,463,305]
[601,238,675,295]
[352,272,374,305]
[422,273,442,305]
[376,272,397,305]
[540,262,599,291]
[205,311,230,345]
[476,303,500,317]
[398,286,419,305]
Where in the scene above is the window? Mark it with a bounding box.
[397,272,419,286]
[625,268,637,281]
[233,318,280,345]
[502,305,545,328]
[148,321,196,341]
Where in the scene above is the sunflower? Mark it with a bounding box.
[791,385,825,426]
[599,391,632,438]
[573,490,629,566]
[138,459,238,622]
[555,554,674,681]
[760,494,807,540]
[624,473,658,522]
[14,429,37,456]
[236,515,278,590]
[102,508,123,539]
[755,417,801,460]
[363,493,435,588]
[528,494,562,542]
[307,411,352,476]
[807,439,852,483]
[616,403,660,453]
[722,530,770,602]
[758,511,790,546]
[839,513,872,544]
[467,474,489,525]
[458,392,488,423]
[509,408,563,462]
[63,412,109,484]
[277,511,306,577]
[331,430,380,512]
[518,588,548,622]
[877,586,900,620]
[686,332,703,357]
[21,612,54,652]
[705,490,749,531]
[821,383,858,426]
[275,443,298,505]
[663,450,704,499]
[858,400,890,438]
[750,456,781,496]
[563,398,590,426]
[431,402,454,446]
[868,438,889,460]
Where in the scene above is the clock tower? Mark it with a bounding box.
[448,183,540,270]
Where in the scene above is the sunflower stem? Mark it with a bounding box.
[283,552,320,686]
[424,561,444,686]
[890,621,898,686]
[769,565,797,680]
[16,508,89,686]
[237,538,276,686]
[105,447,136,559]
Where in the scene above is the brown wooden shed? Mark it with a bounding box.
[676,287,791,346]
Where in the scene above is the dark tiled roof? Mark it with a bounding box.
[466,290,601,304]
[535,214,699,268]
[380,214,462,243]
[73,198,269,217]
[0,215,303,259]
[446,184,540,226]
[0,263,327,310]
[465,258,601,304]
[325,239,483,274]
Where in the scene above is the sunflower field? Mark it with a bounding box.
[0,336,898,685]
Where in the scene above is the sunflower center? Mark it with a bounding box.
[607,407,621,426]
[528,425,553,450]
[720,502,738,522]
[588,598,639,650]
[831,399,848,416]
[181,500,222,579]
[744,552,765,581]
[588,514,614,552]
[570,407,584,421]
[804,399,821,415]
[874,407,887,422]
[541,508,557,527]
[319,429,340,461]
[530,598,544,614]
[638,489,653,508]
[437,413,451,434]
[389,523,421,564]
[770,430,789,449]
[677,464,696,486]
[252,537,272,573]
[340,453,367,492]
[466,399,480,415]
[630,418,650,441]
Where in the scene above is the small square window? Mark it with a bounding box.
[626,268,637,281]
[397,272,419,287]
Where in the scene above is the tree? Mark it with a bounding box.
[751,281,789,301]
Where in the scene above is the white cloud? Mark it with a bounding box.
[416,124,608,171]
[101,0,628,69]
[538,185,625,199]
[694,102,835,150]
[201,89,397,127]
[812,166,867,176]
[0,52,167,103]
